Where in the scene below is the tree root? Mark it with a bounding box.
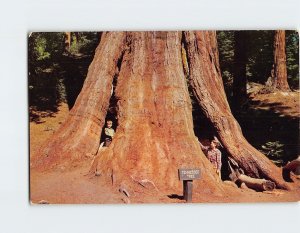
[119,186,130,198]
[283,156,300,181]
[131,176,159,191]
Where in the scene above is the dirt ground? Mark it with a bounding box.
[248,85,300,118]
[30,91,300,204]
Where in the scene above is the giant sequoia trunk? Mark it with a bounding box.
[89,32,224,194]
[183,31,289,189]
[32,31,290,194]
[271,30,290,91]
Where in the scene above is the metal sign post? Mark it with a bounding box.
[178,168,201,203]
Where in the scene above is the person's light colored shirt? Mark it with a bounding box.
[105,127,115,138]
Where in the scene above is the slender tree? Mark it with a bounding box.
[271,30,290,91]
[65,32,71,51]
[32,31,290,196]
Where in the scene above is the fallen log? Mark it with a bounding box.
[237,174,275,191]
[228,157,275,191]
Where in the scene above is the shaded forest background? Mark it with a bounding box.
[28,31,299,168]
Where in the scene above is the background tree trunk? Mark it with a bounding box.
[271,30,290,91]
[233,31,247,110]
[183,31,289,190]
[65,32,71,51]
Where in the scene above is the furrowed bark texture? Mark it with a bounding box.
[272,30,290,91]
[32,32,126,170]
[184,31,289,189]
[33,30,291,195]
[91,32,225,194]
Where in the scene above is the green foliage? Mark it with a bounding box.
[28,32,100,120]
[259,141,285,165]
[28,33,65,108]
[246,31,274,83]
[69,32,100,55]
[286,30,299,88]
[217,30,299,91]
[29,32,65,62]
[35,36,50,60]
[217,31,234,93]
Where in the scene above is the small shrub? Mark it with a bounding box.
[260,141,285,165]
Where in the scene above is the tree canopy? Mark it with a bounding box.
[217,30,299,93]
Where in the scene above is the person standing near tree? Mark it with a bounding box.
[102,120,115,147]
[198,137,222,179]
[87,120,116,157]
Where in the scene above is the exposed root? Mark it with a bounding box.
[111,169,114,185]
[119,185,131,198]
[121,197,131,204]
[223,180,238,189]
[283,156,300,181]
[88,154,101,175]
[131,176,159,191]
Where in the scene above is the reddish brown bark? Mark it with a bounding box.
[32,32,127,170]
[90,32,225,194]
[271,30,290,91]
[65,32,71,51]
[183,31,289,190]
[33,31,291,195]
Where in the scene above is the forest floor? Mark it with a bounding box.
[30,88,300,204]
[247,82,299,118]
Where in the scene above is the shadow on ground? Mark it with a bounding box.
[234,96,299,165]
[167,194,184,200]
[190,89,299,178]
